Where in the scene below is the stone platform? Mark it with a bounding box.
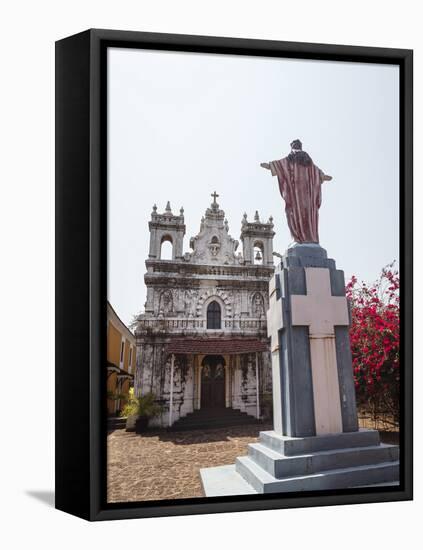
[200,429,399,495]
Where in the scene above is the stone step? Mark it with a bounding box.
[200,464,400,497]
[174,418,258,427]
[235,455,399,494]
[247,442,399,478]
[170,418,262,432]
[181,408,253,418]
[259,429,381,456]
[178,414,255,423]
[107,417,127,430]
[200,465,257,497]
[169,408,262,431]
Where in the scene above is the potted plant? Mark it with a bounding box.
[120,390,162,432]
[120,388,138,431]
[135,393,163,433]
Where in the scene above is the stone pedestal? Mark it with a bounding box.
[200,245,399,495]
[269,243,358,436]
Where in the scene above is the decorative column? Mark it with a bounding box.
[224,364,231,408]
[255,352,260,419]
[193,355,199,410]
[168,353,175,427]
[197,364,203,409]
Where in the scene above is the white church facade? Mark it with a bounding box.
[134,193,275,428]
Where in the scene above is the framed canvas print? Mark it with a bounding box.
[55,29,413,521]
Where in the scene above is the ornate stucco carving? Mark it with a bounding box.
[189,194,239,265]
[158,289,174,316]
[196,288,232,318]
[251,291,265,317]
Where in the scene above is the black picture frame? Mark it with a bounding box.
[55,28,413,521]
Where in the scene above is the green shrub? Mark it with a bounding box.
[119,388,137,417]
[120,389,162,419]
[136,392,163,418]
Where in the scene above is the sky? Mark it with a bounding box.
[108,47,399,326]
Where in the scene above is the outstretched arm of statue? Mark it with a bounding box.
[322,174,333,182]
[260,162,271,170]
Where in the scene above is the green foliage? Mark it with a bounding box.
[107,389,126,401]
[120,388,163,419]
[119,387,137,417]
[107,389,116,400]
[136,392,163,418]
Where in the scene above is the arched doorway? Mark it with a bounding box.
[201,355,225,409]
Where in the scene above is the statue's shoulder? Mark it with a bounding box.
[276,156,290,166]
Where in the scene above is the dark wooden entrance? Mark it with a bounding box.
[201,355,225,409]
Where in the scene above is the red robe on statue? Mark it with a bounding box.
[269,156,325,244]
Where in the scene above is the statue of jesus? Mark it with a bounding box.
[261,140,332,244]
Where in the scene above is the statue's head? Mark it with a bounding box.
[288,139,312,166]
[290,139,303,151]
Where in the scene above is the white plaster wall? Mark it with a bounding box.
[150,361,195,428]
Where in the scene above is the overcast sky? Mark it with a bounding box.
[108,47,399,326]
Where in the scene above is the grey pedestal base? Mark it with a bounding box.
[200,429,399,496]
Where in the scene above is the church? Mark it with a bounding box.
[134,193,275,428]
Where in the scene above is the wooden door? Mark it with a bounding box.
[201,357,225,408]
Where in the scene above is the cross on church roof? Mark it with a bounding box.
[211,191,219,204]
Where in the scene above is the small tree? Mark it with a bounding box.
[346,262,400,426]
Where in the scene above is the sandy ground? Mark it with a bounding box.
[107,423,399,503]
[107,423,272,503]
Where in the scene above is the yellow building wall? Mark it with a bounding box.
[129,345,136,374]
[107,372,118,414]
[107,305,136,414]
[108,323,122,367]
[121,379,130,398]
[123,339,130,372]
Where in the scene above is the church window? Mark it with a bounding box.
[207,301,221,329]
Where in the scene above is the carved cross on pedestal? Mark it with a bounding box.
[266,273,285,434]
[266,275,283,353]
[290,268,349,336]
[291,268,349,434]
[211,191,219,204]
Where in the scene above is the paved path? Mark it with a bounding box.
[107,424,271,503]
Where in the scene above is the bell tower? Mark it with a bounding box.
[148,202,186,260]
[240,211,275,266]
